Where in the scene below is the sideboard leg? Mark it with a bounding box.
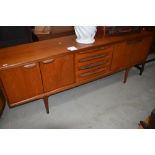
[139,64,145,76]
[43,97,49,114]
[123,68,129,83]
[134,63,145,76]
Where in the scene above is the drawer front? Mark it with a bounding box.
[76,45,113,60]
[75,45,113,82]
[77,66,111,82]
[77,54,112,68]
[77,58,111,74]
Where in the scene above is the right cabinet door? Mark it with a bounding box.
[131,36,152,65]
[111,36,152,71]
[40,54,75,92]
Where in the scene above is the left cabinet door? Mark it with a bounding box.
[0,63,43,106]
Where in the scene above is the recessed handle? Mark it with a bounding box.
[127,38,143,45]
[42,59,55,64]
[79,53,108,62]
[79,60,108,70]
[79,68,107,77]
[23,63,36,68]
[79,46,110,54]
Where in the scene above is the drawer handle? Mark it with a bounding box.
[79,53,108,62]
[127,38,143,45]
[79,60,108,70]
[79,46,110,54]
[42,59,55,64]
[79,68,107,77]
[24,63,36,68]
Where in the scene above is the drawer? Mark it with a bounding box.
[76,45,113,60]
[75,45,113,82]
[77,66,110,82]
[77,53,111,68]
[77,58,111,74]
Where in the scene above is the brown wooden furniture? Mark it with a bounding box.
[0,89,5,116]
[0,31,153,114]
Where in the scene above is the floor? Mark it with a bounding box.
[0,60,155,129]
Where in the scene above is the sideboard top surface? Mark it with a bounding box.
[0,31,152,70]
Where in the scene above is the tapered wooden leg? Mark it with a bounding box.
[43,97,49,114]
[139,64,145,76]
[123,68,130,83]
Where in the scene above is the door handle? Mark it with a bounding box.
[79,68,107,77]
[79,60,108,70]
[23,63,36,68]
[42,59,55,64]
[79,53,108,62]
[127,38,143,45]
[79,46,110,54]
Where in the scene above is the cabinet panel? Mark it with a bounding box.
[0,63,43,105]
[40,54,75,92]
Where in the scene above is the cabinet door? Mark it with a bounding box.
[131,36,152,65]
[40,54,75,92]
[0,63,43,106]
[111,37,152,71]
[111,42,132,71]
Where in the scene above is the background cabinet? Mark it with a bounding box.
[0,63,43,106]
[40,54,75,92]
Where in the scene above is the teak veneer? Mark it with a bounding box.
[0,31,153,114]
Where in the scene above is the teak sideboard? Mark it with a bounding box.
[0,31,153,114]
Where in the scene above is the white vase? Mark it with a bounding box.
[74,26,97,44]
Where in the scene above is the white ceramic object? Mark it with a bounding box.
[74,26,97,44]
